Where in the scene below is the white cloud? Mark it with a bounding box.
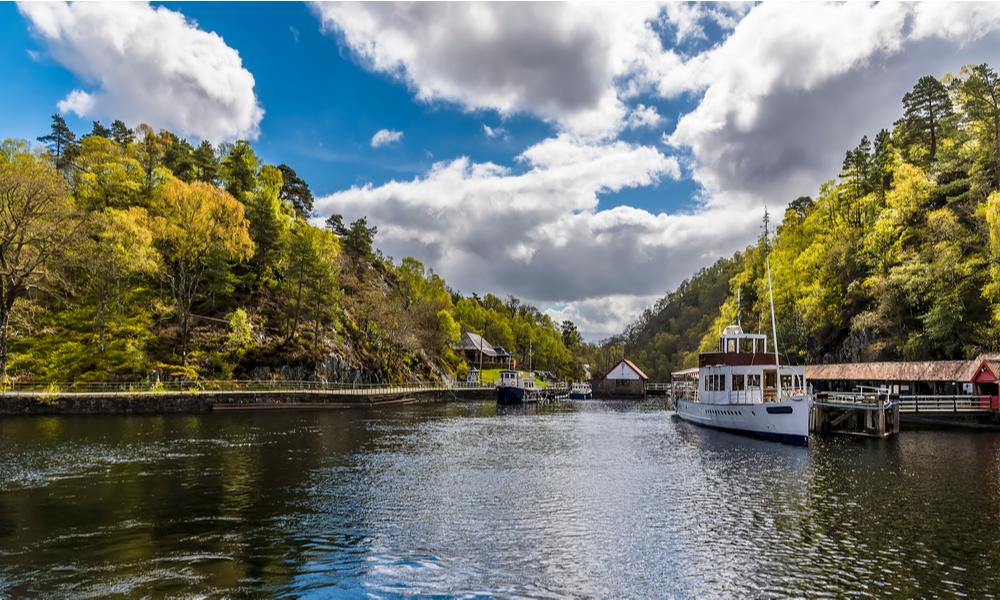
[312,2,707,139]
[664,2,1000,208]
[56,89,95,117]
[313,2,1000,337]
[19,1,263,142]
[483,124,508,140]
[370,128,403,148]
[625,104,664,130]
[314,135,753,339]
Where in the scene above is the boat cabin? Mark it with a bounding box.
[684,325,806,405]
[498,370,535,389]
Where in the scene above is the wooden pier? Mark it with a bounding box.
[811,390,900,438]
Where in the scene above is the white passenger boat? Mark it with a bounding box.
[496,370,540,405]
[673,256,812,446]
[673,325,811,445]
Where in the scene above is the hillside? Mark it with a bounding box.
[621,64,1000,373]
[1,120,583,385]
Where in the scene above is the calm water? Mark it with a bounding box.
[1,401,1000,598]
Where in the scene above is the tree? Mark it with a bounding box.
[244,165,292,290]
[561,320,583,350]
[282,221,339,342]
[151,178,254,361]
[135,124,166,195]
[110,120,134,148]
[344,217,377,266]
[221,140,259,199]
[277,163,314,217]
[75,207,160,353]
[951,64,1000,187]
[87,121,112,139]
[71,136,145,209]
[0,140,85,380]
[788,196,814,218]
[897,75,953,163]
[161,132,196,182]
[36,114,79,169]
[192,141,219,184]
[325,213,348,236]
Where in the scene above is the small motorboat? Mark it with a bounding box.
[496,370,540,405]
[568,382,593,400]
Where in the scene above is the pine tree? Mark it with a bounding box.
[192,141,220,184]
[88,121,112,139]
[36,114,79,169]
[110,120,134,148]
[277,163,314,217]
[897,75,952,164]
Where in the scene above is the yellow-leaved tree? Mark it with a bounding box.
[0,140,85,382]
[152,178,254,363]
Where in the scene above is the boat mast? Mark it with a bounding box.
[764,206,782,396]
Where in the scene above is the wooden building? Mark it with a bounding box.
[593,358,648,399]
[807,354,1000,409]
[457,331,511,369]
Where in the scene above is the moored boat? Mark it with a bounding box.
[568,382,593,400]
[673,250,812,446]
[496,370,540,405]
[673,325,811,445]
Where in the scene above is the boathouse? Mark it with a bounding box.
[806,354,1000,409]
[594,358,648,399]
[457,331,501,368]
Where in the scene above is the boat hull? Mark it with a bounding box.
[497,386,537,405]
[568,391,592,400]
[675,397,810,446]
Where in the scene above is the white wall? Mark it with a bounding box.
[606,361,641,380]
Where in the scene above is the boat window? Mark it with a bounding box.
[732,374,745,391]
[781,375,793,390]
[747,374,761,389]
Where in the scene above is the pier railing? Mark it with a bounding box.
[0,379,573,397]
[817,391,993,413]
[0,380,496,395]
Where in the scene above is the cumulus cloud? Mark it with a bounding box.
[625,104,665,130]
[19,1,263,142]
[312,2,1000,338]
[313,2,707,138]
[370,128,404,148]
[665,2,1000,208]
[314,135,755,340]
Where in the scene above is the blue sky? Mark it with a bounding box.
[7,2,1000,339]
[2,2,700,213]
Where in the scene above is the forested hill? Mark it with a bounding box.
[1,118,585,384]
[622,64,1000,379]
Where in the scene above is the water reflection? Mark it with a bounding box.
[1,402,999,597]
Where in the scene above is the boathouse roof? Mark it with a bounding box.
[806,354,1000,383]
[457,331,498,357]
[604,358,649,381]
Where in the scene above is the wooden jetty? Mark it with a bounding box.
[811,388,900,438]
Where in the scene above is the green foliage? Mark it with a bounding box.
[622,66,1000,372]
[3,117,586,385]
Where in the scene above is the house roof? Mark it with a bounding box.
[806,354,1000,383]
[457,331,497,357]
[605,358,649,381]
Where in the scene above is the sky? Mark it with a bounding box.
[6,2,1000,341]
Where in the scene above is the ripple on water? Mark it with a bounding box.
[1,404,1000,598]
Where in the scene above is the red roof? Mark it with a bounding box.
[604,358,649,381]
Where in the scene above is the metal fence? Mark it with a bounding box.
[0,379,498,395]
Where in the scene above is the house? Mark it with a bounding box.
[457,331,511,369]
[807,354,1000,410]
[593,358,648,399]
